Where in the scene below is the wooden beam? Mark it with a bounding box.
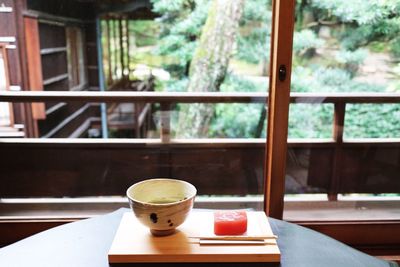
[40,103,92,138]
[3,91,400,104]
[290,92,400,103]
[0,91,268,103]
[97,0,151,15]
[42,73,69,86]
[45,102,67,116]
[14,0,37,137]
[24,16,46,120]
[0,138,265,147]
[23,10,89,25]
[0,138,355,148]
[69,117,100,138]
[40,47,67,55]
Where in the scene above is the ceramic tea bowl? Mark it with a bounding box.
[126,178,197,236]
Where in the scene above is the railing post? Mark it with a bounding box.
[330,102,346,201]
[106,19,112,85]
[134,102,140,138]
[96,18,108,139]
[160,103,171,143]
[119,17,125,78]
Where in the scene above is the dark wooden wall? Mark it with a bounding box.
[0,142,399,198]
[0,142,265,197]
[36,20,100,137]
[85,22,99,88]
[39,23,68,94]
[24,4,101,138]
[0,0,101,138]
[0,0,101,137]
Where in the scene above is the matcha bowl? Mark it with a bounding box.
[126,178,197,236]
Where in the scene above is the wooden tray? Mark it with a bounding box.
[108,211,280,263]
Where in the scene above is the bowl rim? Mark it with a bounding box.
[126,178,197,206]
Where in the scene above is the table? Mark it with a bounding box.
[0,208,397,267]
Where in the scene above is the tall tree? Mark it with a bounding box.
[176,0,245,138]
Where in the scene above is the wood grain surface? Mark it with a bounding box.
[108,211,280,263]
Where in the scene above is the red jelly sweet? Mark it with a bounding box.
[214,210,247,235]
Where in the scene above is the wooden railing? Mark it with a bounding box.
[0,91,400,199]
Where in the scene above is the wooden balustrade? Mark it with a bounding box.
[0,91,400,198]
[2,91,400,103]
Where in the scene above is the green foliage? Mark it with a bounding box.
[310,0,400,25]
[291,66,384,93]
[368,41,387,53]
[235,0,272,64]
[142,0,400,140]
[308,0,400,51]
[236,28,270,64]
[339,18,400,50]
[158,78,189,92]
[220,74,265,92]
[288,104,333,138]
[210,103,264,138]
[334,48,367,76]
[335,49,367,65]
[151,0,210,78]
[344,104,400,138]
[241,0,271,22]
[152,0,191,13]
[390,36,400,58]
[293,29,324,55]
[207,74,267,138]
[129,20,159,47]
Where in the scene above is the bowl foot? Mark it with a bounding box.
[150,228,176,236]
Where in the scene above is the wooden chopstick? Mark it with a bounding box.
[189,235,278,241]
[198,240,276,246]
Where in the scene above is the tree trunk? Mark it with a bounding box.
[176,0,244,138]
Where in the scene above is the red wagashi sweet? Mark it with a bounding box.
[214,210,247,235]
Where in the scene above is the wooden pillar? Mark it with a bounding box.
[0,45,14,126]
[119,18,124,79]
[14,0,37,137]
[106,19,112,85]
[264,0,296,219]
[24,17,46,121]
[113,19,118,79]
[96,18,109,139]
[329,102,346,201]
[127,19,134,81]
[160,103,171,143]
[125,18,130,80]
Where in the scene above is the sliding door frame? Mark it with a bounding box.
[264,0,296,219]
